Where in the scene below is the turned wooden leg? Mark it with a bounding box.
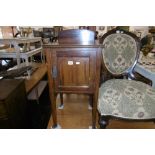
[99,115,109,129]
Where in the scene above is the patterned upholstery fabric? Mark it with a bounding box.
[98,79,155,119]
[103,33,137,75]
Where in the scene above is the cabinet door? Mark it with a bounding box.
[58,57,89,86]
[55,49,96,93]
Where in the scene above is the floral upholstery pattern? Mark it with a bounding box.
[98,79,155,119]
[103,33,137,74]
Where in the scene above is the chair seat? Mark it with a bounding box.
[98,79,155,120]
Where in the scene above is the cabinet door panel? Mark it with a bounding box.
[58,57,90,87]
[58,57,74,86]
[55,49,96,92]
[73,57,89,85]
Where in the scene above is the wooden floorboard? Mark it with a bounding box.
[47,94,155,129]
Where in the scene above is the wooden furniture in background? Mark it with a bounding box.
[0,62,48,129]
[0,79,27,128]
[25,63,50,129]
[0,37,43,68]
[44,29,103,128]
[25,63,47,94]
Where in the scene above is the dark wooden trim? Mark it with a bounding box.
[98,114,155,129]
[99,115,109,129]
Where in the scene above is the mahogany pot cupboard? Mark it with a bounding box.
[44,29,103,128]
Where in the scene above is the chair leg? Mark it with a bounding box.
[99,115,109,129]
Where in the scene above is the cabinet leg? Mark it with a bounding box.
[58,93,64,109]
[51,93,58,128]
[88,95,93,110]
[92,95,97,129]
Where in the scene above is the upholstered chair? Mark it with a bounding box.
[98,28,155,128]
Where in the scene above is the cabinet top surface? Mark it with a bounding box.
[43,42,104,48]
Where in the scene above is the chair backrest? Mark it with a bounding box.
[101,29,140,76]
[58,29,95,45]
